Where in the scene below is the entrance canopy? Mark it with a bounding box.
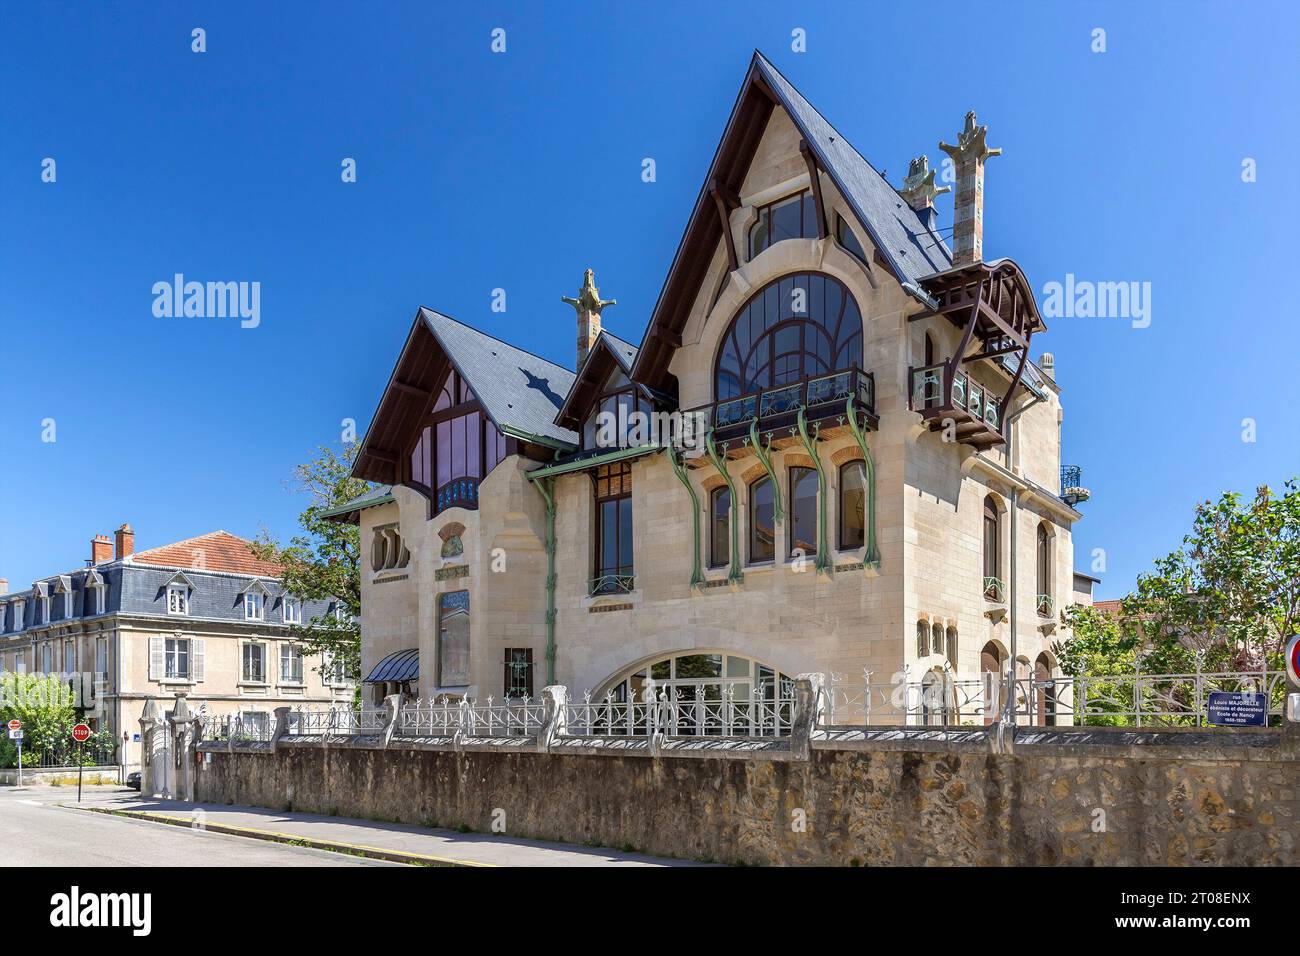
[363,648,418,684]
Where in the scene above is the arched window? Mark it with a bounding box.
[708,487,730,569]
[748,190,817,260]
[983,495,1002,601]
[407,367,510,515]
[834,213,868,266]
[916,620,929,659]
[749,477,775,563]
[931,622,944,657]
[788,467,818,558]
[1036,522,1052,615]
[945,626,958,664]
[714,273,862,400]
[838,460,866,550]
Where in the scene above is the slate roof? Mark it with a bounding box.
[600,330,639,369]
[320,485,395,522]
[752,52,952,286]
[421,308,578,446]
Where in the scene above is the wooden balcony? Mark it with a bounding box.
[908,362,1006,449]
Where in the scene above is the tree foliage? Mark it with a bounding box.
[0,672,76,768]
[251,443,371,684]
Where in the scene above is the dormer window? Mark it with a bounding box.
[167,585,189,615]
[748,189,817,260]
[406,368,510,516]
[834,213,869,266]
[244,591,265,621]
[11,600,23,632]
[283,597,302,624]
[581,368,655,451]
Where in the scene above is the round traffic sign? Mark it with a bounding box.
[71,723,92,743]
[1286,634,1300,690]
[6,719,20,732]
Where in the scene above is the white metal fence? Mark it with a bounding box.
[398,697,545,738]
[286,705,386,736]
[565,685,797,737]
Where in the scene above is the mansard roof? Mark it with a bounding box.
[354,308,578,484]
[630,50,953,390]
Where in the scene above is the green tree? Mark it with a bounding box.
[252,443,371,685]
[0,672,77,768]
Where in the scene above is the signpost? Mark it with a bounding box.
[72,723,91,801]
[1206,691,1268,728]
[7,719,21,786]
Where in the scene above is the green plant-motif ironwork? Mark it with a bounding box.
[704,429,743,584]
[747,416,784,525]
[535,475,558,684]
[794,407,832,574]
[668,449,705,588]
[844,393,881,570]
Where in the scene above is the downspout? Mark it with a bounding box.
[795,407,832,574]
[668,450,705,588]
[1001,393,1044,719]
[534,476,558,685]
[748,417,784,524]
[844,393,881,570]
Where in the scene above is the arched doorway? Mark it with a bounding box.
[598,651,795,736]
[1034,652,1057,726]
[980,641,1005,725]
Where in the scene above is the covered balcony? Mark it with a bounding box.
[908,362,1005,450]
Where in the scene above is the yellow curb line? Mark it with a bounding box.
[72,806,496,867]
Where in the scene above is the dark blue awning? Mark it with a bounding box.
[363,648,419,684]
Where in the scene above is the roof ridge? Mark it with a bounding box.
[420,307,577,376]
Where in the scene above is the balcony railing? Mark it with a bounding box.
[983,576,1006,603]
[681,366,875,442]
[909,362,1002,431]
[1036,594,1055,618]
[589,573,635,597]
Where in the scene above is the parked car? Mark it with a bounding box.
[125,771,141,791]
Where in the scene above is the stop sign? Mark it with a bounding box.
[71,723,91,743]
[6,719,19,732]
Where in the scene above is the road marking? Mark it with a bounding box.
[17,800,45,807]
[70,806,496,867]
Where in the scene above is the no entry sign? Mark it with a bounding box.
[71,723,92,743]
[1286,634,1300,690]
[6,719,20,732]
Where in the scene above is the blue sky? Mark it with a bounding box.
[1,1,1297,598]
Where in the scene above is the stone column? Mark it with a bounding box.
[938,112,1000,266]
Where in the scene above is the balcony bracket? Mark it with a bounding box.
[747,417,785,525]
[705,430,744,584]
[795,407,833,575]
[844,394,881,571]
[668,449,706,589]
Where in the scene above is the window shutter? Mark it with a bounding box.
[193,639,205,682]
[149,636,163,680]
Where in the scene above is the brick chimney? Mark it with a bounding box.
[114,523,135,560]
[0,579,7,596]
[562,268,616,369]
[939,111,1000,266]
[91,534,113,565]
[898,155,951,233]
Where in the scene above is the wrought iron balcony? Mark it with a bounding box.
[1036,594,1055,618]
[589,573,635,597]
[682,366,876,446]
[983,576,1006,604]
[1060,465,1091,507]
[909,362,1005,449]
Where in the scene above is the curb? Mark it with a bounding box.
[71,806,495,867]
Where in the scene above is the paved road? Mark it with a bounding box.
[0,785,394,867]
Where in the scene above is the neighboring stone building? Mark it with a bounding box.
[332,53,1091,722]
[0,525,351,767]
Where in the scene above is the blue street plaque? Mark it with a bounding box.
[1206,691,1267,727]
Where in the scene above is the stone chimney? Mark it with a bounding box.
[91,534,113,565]
[939,111,1001,266]
[0,579,7,596]
[1039,352,1055,382]
[561,268,616,369]
[898,155,950,233]
[114,523,135,560]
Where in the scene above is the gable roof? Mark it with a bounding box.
[630,50,952,390]
[320,484,396,524]
[553,329,647,430]
[354,308,578,484]
[132,531,281,577]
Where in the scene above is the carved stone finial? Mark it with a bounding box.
[898,155,951,211]
[561,268,617,317]
[938,111,1002,165]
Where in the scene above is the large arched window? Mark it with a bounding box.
[714,272,862,400]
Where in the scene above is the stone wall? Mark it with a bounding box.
[196,726,1300,866]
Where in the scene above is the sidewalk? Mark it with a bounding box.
[70,793,703,867]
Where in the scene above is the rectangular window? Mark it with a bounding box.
[788,467,818,558]
[280,643,303,684]
[283,597,301,624]
[437,591,470,687]
[838,461,867,551]
[709,487,730,569]
[244,591,264,621]
[95,637,108,677]
[242,642,266,683]
[167,586,189,615]
[592,462,634,592]
[749,478,776,563]
[63,640,75,673]
[504,648,533,699]
[165,638,190,680]
[91,586,104,615]
[40,643,52,674]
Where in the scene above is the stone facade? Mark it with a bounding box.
[353,96,1081,710]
